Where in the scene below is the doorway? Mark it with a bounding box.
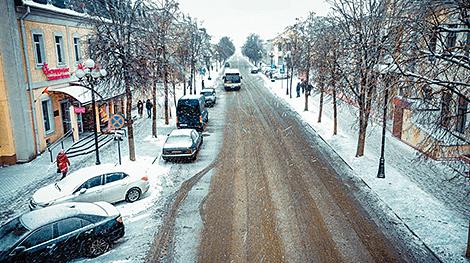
[60,100,71,133]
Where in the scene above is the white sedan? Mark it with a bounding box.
[30,164,150,210]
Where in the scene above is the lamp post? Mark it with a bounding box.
[285,51,291,97]
[269,53,274,67]
[375,55,395,178]
[75,58,107,165]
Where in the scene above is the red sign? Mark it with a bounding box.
[74,107,85,114]
[42,63,70,80]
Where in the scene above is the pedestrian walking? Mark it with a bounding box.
[307,84,313,96]
[301,81,305,94]
[137,100,144,118]
[146,99,153,118]
[201,79,205,89]
[296,82,301,97]
[56,150,70,179]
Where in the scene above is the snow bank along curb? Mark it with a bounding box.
[260,73,468,262]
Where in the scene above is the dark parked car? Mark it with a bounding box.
[0,202,124,262]
[224,62,230,68]
[162,129,203,162]
[250,68,259,74]
[200,88,216,107]
[176,95,208,131]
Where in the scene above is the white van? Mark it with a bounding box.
[223,68,242,91]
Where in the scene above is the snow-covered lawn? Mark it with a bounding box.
[260,72,469,262]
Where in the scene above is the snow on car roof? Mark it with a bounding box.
[179,95,203,100]
[20,202,107,230]
[170,129,194,137]
[225,68,240,74]
[201,88,215,93]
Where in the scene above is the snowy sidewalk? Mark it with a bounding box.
[261,74,469,262]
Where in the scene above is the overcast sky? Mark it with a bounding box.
[177,0,332,48]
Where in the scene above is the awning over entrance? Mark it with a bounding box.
[50,85,92,104]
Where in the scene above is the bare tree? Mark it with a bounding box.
[75,0,151,161]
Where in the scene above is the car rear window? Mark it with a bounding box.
[177,100,200,114]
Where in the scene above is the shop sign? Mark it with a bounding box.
[42,63,70,80]
[74,107,86,114]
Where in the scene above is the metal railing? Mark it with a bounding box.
[66,132,114,159]
[47,129,74,162]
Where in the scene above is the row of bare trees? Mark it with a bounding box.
[280,0,469,166]
[71,0,234,161]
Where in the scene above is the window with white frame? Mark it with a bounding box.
[32,33,45,66]
[73,37,81,62]
[41,98,55,134]
[55,34,65,65]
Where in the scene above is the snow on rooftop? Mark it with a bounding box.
[22,0,87,18]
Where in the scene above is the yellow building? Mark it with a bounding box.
[0,0,126,165]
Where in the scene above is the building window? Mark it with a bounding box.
[41,98,54,134]
[32,33,45,66]
[465,32,470,57]
[73,37,81,62]
[445,25,457,50]
[456,95,468,134]
[440,92,452,128]
[55,35,65,65]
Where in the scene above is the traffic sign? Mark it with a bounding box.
[110,114,125,129]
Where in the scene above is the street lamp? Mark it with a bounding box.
[75,58,107,165]
[269,53,274,67]
[375,54,396,178]
[284,51,291,97]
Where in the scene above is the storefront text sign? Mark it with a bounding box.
[74,107,86,114]
[42,63,70,80]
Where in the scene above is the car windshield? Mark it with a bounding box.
[225,74,240,83]
[202,92,213,96]
[166,136,192,146]
[0,218,29,253]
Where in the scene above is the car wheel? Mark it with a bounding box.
[85,238,110,258]
[125,187,141,203]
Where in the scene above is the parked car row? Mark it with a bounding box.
[164,84,219,163]
[0,163,151,262]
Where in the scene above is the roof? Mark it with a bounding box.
[170,129,195,137]
[179,95,203,100]
[201,88,215,93]
[225,68,240,74]
[20,202,106,230]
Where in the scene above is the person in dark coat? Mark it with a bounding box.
[201,79,205,89]
[296,82,301,97]
[146,99,153,118]
[137,100,144,117]
[56,150,70,179]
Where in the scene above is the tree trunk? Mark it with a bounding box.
[164,67,169,125]
[182,70,187,95]
[172,80,177,116]
[466,221,470,258]
[192,66,197,95]
[318,86,323,123]
[152,76,157,138]
[356,103,367,157]
[125,76,136,161]
[289,66,294,99]
[304,47,310,111]
[333,86,337,135]
[189,63,193,95]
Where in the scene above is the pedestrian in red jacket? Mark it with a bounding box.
[56,150,70,179]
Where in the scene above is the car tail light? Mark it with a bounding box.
[116,216,123,223]
[199,116,203,123]
[141,176,148,181]
[187,149,193,154]
[176,116,178,124]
